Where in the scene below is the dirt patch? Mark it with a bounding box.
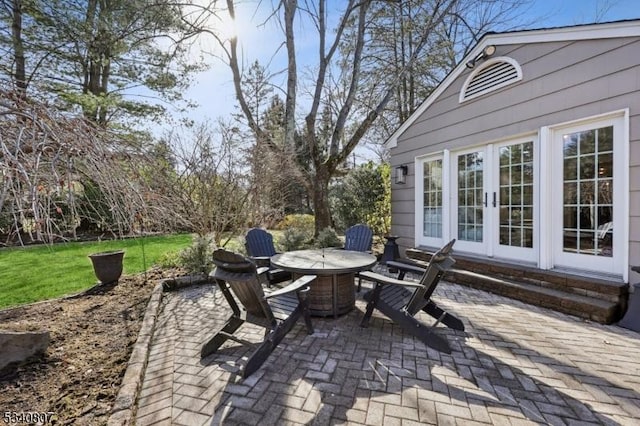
[0,267,183,425]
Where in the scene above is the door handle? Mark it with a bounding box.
[484,192,488,207]
[492,192,497,207]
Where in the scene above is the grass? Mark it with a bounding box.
[0,234,193,309]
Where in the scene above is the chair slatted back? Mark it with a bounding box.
[404,239,456,316]
[344,224,373,252]
[212,249,275,324]
[245,228,278,257]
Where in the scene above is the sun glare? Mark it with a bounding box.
[217,14,238,40]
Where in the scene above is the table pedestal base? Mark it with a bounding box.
[294,272,355,317]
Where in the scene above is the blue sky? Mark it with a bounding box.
[168,0,640,132]
[528,0,640,27]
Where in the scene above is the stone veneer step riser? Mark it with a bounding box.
[404,248,628,325]
[499,275,620,303]
[448,270,620,324]
[396,264,618,323]
[405,248,627,297]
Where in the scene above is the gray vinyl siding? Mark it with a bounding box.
[390,36,640,277]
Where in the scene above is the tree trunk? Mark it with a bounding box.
[11,0,27,98]
[283,0,297,148]
[82,0,112,125]
[97,46,111,125]
[311,166,332,235]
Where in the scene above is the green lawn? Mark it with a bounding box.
[0,234,193,309]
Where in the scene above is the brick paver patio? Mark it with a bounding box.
[135,275,640,425]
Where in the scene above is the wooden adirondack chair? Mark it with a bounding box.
[344,224,374,252]
[359,239,462,354]
[202,249,315,378]
[244,228,291,286]
[344,224,374,292]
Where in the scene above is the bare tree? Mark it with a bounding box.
[0,80,254,247]
[192,0,457,233]
[3,0,26,99]
[159,120,251,246]
[0,84,172,245]
[359,0,534,149]
[183,0,533,234]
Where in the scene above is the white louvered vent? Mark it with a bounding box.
[460,57,522,103]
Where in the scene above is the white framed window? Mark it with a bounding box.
[415,153,449,247]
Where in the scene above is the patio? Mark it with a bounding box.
[133,272,640,425]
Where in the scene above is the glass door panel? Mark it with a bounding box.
[493,139,536,261]
[457,152,483,243]
[451,140,536,261]
[453,149,487,254]
[423,159,443,239]
[499,142,533,248]
[562,126,613,257]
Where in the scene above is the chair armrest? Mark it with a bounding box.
[249,256,271,267]
[359,271,424,289]
[387,260,426,276]
[256,267,270,276]
[211,266,270,281]
[265,275,316,299]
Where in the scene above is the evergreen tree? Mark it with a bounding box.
[0,0,203,125]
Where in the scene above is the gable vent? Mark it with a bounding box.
[460,57,522,102]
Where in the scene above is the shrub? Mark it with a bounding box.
[275,214,314,251]
[156,250,182,269]
[280,227,310,251]
[331,162,390,236]
[276,214,314,235]
[179,235,214,275]
[314,227,342,248]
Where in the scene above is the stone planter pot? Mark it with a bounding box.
[89,250,125,285]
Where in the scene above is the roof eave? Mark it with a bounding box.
[384,19,640,150]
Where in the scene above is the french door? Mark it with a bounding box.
[452,147,488,254]
[417,111,628,277]
[551,116,624,275]
[492,138,536,261]
[450,138,536,261]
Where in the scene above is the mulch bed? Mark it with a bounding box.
[0,267,182,425]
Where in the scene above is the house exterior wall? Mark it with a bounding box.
[390,36,640,281]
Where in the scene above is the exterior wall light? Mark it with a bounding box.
[465,44,497,69]
[395,165,408,184]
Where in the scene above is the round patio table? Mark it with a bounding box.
[271,249,377,317]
